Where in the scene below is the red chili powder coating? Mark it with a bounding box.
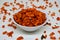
[16,36,24,40]
[56,17,60,21]
[13,8,46,27]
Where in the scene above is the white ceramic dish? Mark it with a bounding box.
[12,12,48,31]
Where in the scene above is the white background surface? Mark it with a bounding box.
[0,0,60,40]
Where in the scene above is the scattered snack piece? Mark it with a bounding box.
[41,34,47,40]
[52,25,59,29]
[51,12,55,17]
[16,3,24,9]
[14,0,16,3]
[2,15,6,22]
[49,2,53,8]
[38,5,46,10]
[8,13,11,15]
[43,0,48,1]
[44,22,51,26]
[3,31,13,37]
[1,7,8,15]
[58,10,60,12]
[58,30,60,34]
[50,35,56,40]
[56,17,60,21]
[3,2,10,6]
[16,36,24,40]
[49,32,56,40]
[2,25,5,28]
[8,23,17,29]
[49,32,55,36]
[32,4,37,8]
[10,2,13,5]
[59,37,60,40]
[44,31,46,33]
[8,18,12,22]
[3,31,7,35]
[54,1,59,7]
[36,0,39,2]
[7,31,13,37]
[12,7,17,11]
[35,38,38,40]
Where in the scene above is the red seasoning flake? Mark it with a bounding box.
[8,18,12,22]
[35,38,38,40]
[56,17,60,21]
[3,2,10,6]
[7,31,13,37]
[3,15,6,22]
[3,31,7,35]
[16,36,24,40]
[58,30,60,34]
[51,12,55,16]
[2,25,5,28]
[52,25,59,29]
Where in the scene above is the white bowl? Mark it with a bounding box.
[12,13,48,31]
